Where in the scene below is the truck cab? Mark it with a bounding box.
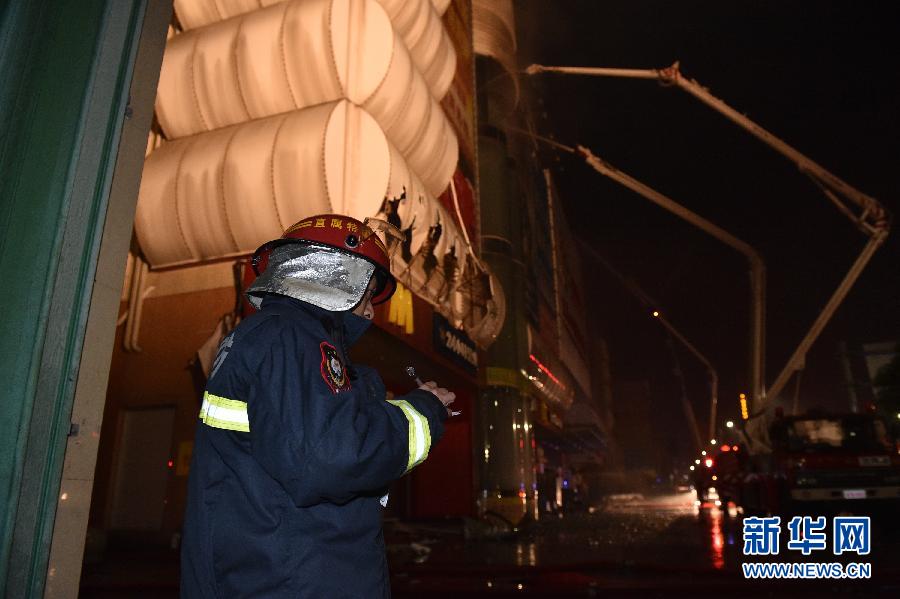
[741,410,900,515]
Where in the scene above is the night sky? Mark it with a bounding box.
[514,1,899,463]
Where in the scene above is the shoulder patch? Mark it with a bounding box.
[320,342,351,393]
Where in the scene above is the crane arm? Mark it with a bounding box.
[526,61,892,413]
[526,62,889,234]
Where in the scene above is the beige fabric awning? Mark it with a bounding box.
[136,100,462,272]
[157,0,457,197]
[376,0,456,98]
[172,0,456,100]
[473,0,518,105]
[138,0,505,347]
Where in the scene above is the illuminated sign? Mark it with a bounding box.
[388,282,414,334]
[528,354,565,390]
[433,313,477,374]
[739,393,749,420]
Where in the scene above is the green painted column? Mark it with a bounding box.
[476,56,536,522]
[0,2,153,595]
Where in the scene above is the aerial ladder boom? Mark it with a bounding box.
[526,61,891,426]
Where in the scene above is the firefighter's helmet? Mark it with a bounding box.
[246,214,399,311]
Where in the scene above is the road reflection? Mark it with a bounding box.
[709,506,725,569]
[391,489,900,596]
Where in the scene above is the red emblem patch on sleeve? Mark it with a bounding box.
[320,342,350,393]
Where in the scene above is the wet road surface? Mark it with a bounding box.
[390,490,900,597]
[79,489,900,597]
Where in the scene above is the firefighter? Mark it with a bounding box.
[181,214,455,598]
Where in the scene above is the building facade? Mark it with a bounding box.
[1,1,610,596]
[473,5,611,523]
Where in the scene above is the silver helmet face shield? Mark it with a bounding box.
[246,243,376,311]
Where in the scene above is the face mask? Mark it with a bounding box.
[246,243,375,311]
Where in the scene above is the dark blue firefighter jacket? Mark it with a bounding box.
[181,294,447,598]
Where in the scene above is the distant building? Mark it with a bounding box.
[612,381,658,472]
[839,340,899,413]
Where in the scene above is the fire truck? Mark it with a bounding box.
[736,408,900,515]
[527,62,893,521]
[693,443,742,509]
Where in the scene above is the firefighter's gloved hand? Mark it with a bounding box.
[353,364,386,400]
[419,381,456,415]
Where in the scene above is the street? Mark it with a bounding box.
[78,488,900,597]
[389,490,900,597]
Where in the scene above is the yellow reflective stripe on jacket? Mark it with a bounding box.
[200,391,250,432]
[387,399,432,472]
